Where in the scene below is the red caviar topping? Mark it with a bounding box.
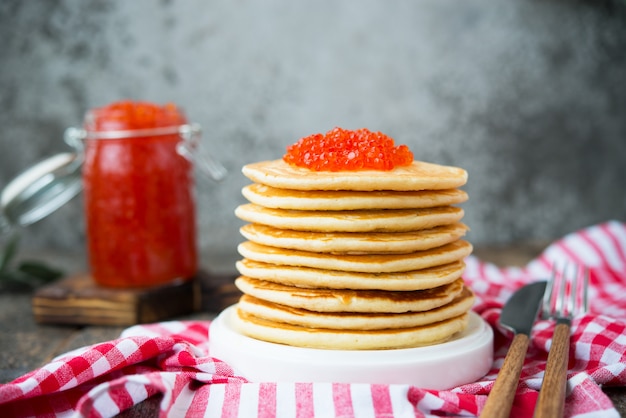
[283,127,413,171]
[86,100,187,131]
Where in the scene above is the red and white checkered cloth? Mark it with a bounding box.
[1,221,625,417]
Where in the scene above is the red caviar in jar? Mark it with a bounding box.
[82,100,197,288]
[86,100,187,131]
[283,127,413,171]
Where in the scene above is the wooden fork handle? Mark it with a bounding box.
[480,333,530,418]
[534,322,570,418]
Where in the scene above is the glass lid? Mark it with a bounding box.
[1,152,83,234]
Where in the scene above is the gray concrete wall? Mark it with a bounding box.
[1,1,625,269]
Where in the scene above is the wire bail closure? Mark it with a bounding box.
[177,124,228,181]
[64,123,227,182]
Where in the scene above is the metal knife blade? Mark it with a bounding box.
[500,281,547,336]
[480,281,547,418]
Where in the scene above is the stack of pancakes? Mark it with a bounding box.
[232,159,474,350]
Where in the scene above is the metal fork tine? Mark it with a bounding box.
[535,262,590,418]
[582,269,590,312]
[542,264,557,319]
[555,262,567,315]
[567,263,578,317]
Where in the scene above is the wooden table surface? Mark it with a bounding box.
[1,244,624,416]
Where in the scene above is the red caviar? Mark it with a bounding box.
[86,100,186,131]
[83,100,197,288]
[283,127,413,171]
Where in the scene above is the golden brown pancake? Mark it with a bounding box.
[235,204,465,233]
[242,159,468,191]
[239,223,468,254]
[242,183,468,210]
[237,240,473,273]
[235,259,466,291]
[234,277,465,313]
[237,287,474,330]
[231,149,473,350]
[232,308,470,350]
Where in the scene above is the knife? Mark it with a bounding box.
[480,281,547,418]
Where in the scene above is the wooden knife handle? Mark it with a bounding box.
[534,322,570,418]
[480,333,529,418]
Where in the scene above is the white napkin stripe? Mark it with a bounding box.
[600,347,625,366]
[205,383,226,417]
[586,226,624,271]
[90,354,114,377]
[123,377,150,406]
[275,382,297,417]
[606,221,626,263]
[563,232,603,266]
[312,383,335,417]
[237,384,260,418]
[349,384,376,418]
[90,384,120,417]
[388,385,413,418]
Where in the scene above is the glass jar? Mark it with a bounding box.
[1,100,225,288]
[75,101,217,288]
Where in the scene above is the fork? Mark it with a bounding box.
[534,262,589,418]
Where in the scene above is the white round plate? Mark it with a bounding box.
[209,305,493,390]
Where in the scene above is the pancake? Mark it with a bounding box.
[239,223,468,254]
[235,204,464,233]
[242,159,468,191]
[232,308,470,350]
[242,183,468,210]
[235,259,466,291]
[234,277,464,313]
[237,240,473,273]
[232,139,473,350]
[237,287,474,330]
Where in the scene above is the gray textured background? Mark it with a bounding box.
[1,0,625,271]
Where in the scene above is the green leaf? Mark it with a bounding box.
[0,233,20,273]
[0,270,36,291]
[0,233,65,290]
[17,261,63,282]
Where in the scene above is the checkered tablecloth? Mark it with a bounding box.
[1,221,625,417]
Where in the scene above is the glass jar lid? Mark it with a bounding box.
[1,152,82,234]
